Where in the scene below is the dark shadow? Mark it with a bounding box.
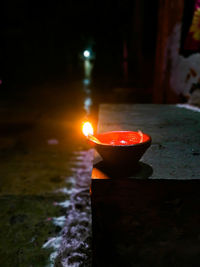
[91,178,200,267]
[180,0,196,57]
[0,122,35,137]
[93,160,153,179]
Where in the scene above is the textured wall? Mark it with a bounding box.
[169,23,200,96]
[153,0,185,103]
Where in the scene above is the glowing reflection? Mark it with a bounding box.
[83,78,90,86]
[92,168,109,179]
[84,60,93,78]
[83,78,91,95]
[84,97,92,114]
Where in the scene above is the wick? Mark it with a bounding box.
[87,134,102,145]
[138,130,143,143]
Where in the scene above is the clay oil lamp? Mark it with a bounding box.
[82,122,151,170]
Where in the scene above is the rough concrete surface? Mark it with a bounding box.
[92,179,200,267]
[98,104,200,179]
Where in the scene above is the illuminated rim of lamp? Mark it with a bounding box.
[93,131,151,147]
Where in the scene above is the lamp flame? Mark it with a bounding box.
[82,122,94,137]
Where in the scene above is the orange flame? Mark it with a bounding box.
[82,122,94,137]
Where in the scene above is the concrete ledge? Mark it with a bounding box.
[91,104,200,266]
[92,179,200,267]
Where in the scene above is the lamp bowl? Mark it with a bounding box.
[90,131,151,169]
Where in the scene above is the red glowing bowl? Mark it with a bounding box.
[89,131,152,169]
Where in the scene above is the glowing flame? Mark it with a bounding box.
[82,122,94,137]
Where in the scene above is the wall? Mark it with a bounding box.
[168,23,200,97]
[153,0,185,103]
[153,0,200,103]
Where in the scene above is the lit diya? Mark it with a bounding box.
[82,122,151,168]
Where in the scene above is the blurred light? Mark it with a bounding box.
[47,139,59,145]
[84,60,93,78]
[83,50,90,58]
[83,78,90,86]
[82,122,94,137]
[84,97,92,114]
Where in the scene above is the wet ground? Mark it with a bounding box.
[0,62,97,266]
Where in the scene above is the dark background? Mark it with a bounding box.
[1,0,158,90]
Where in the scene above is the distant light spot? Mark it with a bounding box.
[83,50,90,58]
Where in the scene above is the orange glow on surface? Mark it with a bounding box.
[82,121,94,137]
[92,168,110,179]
